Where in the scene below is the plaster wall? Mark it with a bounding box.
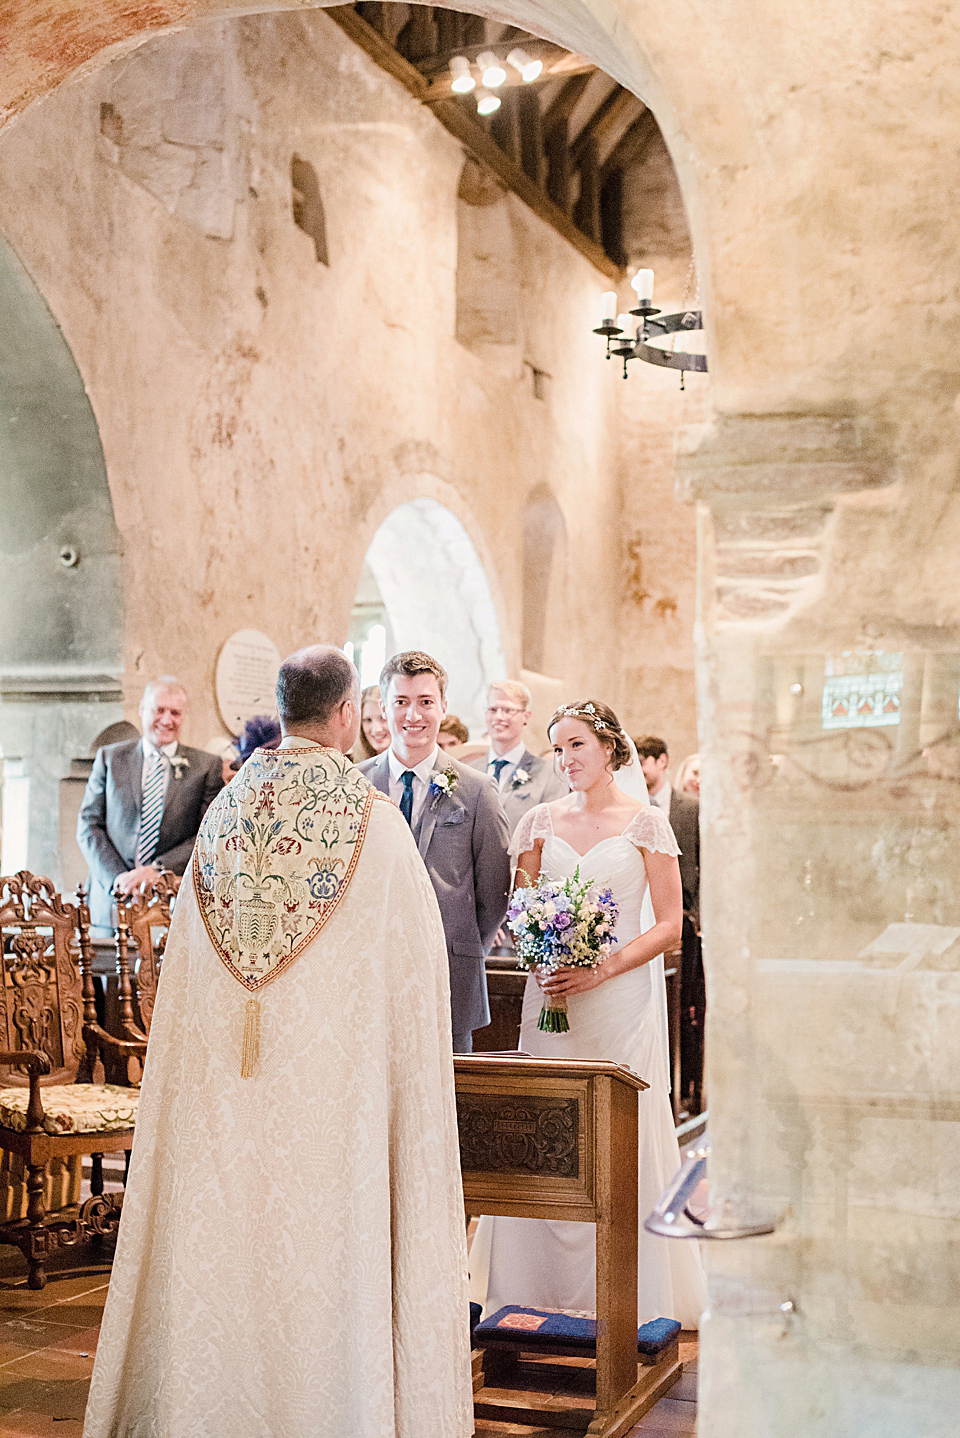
[3,2,960,1435]
[0,11,653,763]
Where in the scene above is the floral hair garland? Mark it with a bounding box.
[553,702,606,733]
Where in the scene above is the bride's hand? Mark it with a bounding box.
[539,964,605,996]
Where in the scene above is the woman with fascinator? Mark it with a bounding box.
[470,700,706,1329]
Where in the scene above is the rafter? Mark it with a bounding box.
[574,88,645,162]
[325,3,663,277]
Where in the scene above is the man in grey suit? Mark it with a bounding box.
[77,677,224,929]
[467,680,568,835]
[358,651,511,1053]
[637,734,704,1110]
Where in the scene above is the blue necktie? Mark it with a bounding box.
[491,759,509,788]
[400,770,416,826]
[136,751,166,865]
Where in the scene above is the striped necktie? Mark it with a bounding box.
[136,751,167,865]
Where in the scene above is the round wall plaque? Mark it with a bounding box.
[215,629,281,736]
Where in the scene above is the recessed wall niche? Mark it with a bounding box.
[290,155,329,264]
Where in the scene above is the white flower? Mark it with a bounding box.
[511,769,531,790]
[169,754,191,780]
[429,768,460,803]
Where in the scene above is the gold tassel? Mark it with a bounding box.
[240,997,260,1078]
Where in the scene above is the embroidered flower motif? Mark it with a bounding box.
[308,866,342,901]
[429,768,460,802]
[510,768,531,791]
[169,754,191,779]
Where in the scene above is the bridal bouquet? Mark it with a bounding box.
[506,870,619,1033]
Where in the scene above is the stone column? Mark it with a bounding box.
[680,415,960,1437]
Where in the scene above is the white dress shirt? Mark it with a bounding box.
[650,779,672,813]
[387,746,439,828]
[485,741,527,791]
[141,738,178,801]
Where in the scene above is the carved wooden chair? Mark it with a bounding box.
[112,871,180,1039]
[0,871,146,1288]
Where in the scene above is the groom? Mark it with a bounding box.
[360,651,511,1052]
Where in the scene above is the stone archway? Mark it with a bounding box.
[358,496,506,733]
[3,7,960,1438]
[0,235,123,882]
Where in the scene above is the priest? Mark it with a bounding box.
[84,645,472,1438]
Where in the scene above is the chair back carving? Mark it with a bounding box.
[0,872,86,1085]
[116,872,179,1034]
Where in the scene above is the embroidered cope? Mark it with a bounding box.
[193,746,376,991]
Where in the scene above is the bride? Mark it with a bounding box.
[470,700,706,1329]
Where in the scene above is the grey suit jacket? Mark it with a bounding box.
[77,739,224,927]
[359,751,511,1035]
[668,787,700,925]
[468,747,569,835]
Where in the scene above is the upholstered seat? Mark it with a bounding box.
[0,1084,139,1136]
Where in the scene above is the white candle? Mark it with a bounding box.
[602,291,617,321]
[616,313,634,336]
[631,268,654,301]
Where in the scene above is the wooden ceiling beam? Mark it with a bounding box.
[542,72,593,131]
[326,4,623,278]
[574,88,645,160]
[326,5,428,99]
[433,98,620,277]
[601,106,660,180]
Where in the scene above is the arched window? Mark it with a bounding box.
[290,155,329,265]
[354,498,506,732]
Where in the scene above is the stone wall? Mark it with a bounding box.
[0,11,696,787]
[5,2,960,1434]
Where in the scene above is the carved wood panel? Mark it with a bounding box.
[457,1092,579,1177]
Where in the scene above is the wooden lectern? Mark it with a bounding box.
[455,1055,683,1438]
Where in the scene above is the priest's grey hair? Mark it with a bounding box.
[276,645,358,727]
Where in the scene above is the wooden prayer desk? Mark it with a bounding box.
[455,1055,682,1438]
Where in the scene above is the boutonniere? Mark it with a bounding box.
[510,768,531,791]
[169,754,191,780]
[428,768,459,804]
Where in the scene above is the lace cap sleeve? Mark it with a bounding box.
[510,804,554,861]
[624,806,681,857]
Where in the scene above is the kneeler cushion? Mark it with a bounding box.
[475,1307,681,1356]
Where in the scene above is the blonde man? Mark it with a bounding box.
[468,680,568,835]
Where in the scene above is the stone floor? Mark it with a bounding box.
[0,1236,697,1436]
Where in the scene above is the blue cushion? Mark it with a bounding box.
[469,1301,482,1338]
[475,1306,681,1354]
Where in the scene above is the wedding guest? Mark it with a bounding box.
[675,752,701,797]
[636,734,704,1111]
[77,677,223,930]
[84,646,472,1438]
[229,715,282,774]
[355,683,391,759]
[359,651,511,1053]
[467,681,568,835]
[438,714,469,752]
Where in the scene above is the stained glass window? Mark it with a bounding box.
[821,651,903,730]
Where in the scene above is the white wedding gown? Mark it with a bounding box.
[471,802,706,1330]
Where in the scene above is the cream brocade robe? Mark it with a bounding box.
[83,797,472,1438]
